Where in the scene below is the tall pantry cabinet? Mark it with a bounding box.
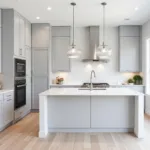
[31,23,50,110]
[1,9,32,120]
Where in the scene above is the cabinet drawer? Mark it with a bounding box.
[4,92,13,100]
[0,94,3,101]
[15,106,25,120]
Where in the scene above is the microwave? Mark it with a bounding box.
[15,59,26,77]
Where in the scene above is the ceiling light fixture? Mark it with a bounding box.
[67,2,81,59]
[47,7,52,11]
[135,7,139,11]
[97,2,112,62]
[36,16,40,20]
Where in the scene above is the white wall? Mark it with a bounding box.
[142,20,150,115]
[50,27,140,85]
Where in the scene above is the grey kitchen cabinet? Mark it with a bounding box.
[52,26,70,37]
[119,26,140,37]
[14,11,25,58]
[0,27,1,73]
[91,96,134,128]
[119,25,141,72]
[32,23,50,48]
[52,37,70,72]
[25,20,31,47]
[0,9,1,27]
[119,37,140,72]
[26,77,32,113]
[26,46,31,77]
[32,49,49,110]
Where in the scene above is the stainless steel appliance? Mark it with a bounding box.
[80,83,110,89]
[15,59,26,77]
[14,79,26,109]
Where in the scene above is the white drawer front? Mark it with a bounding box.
[4,92,13,100]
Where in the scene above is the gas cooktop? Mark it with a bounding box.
[81,83,110,88]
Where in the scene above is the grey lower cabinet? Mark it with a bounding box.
[32,49,49,110]
[91,96,135,128]
[119,37,140,72]
[52,37,70,72]
[32,23,50,48]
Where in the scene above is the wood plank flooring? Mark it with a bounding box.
[0,113,150,150]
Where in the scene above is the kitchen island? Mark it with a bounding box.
[39,88,144,138]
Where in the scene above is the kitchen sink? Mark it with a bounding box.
[78,88,106,90]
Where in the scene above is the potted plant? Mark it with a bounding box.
[128,79,134,85]
[133,75,143,85]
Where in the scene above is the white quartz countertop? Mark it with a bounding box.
[40,88,144,96]
[0,89,13,94]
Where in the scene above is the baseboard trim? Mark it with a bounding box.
[48,128,133,133]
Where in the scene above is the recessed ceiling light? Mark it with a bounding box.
[47,7,52,11]
[36,16,40,20]
[135,7,139,11]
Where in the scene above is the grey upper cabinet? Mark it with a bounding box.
[32,23,50,48]
[0,9,1,27]
[25,20,31,47]
[120,37,140,72]
[51,26,70,72]
[52,26,70,37]
[119,26,140,37]
[119,25,141,72]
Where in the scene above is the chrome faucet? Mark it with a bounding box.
[90,70,96,90]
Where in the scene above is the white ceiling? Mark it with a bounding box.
[0,0,150,26]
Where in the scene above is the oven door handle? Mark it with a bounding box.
[16,84,26,88]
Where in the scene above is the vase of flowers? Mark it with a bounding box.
[56,77,64,85]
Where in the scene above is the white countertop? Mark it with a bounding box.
[40,88,144,96]
[0,89,13,94]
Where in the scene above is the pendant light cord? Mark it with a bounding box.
[103,3,105,48]
[72,4,75,48]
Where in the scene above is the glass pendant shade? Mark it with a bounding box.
[97,46,112,61]
[67,45,81,59]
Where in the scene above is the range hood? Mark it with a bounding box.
[82,26,100,61]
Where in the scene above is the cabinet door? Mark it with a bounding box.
[52,26,70,37]
[91,97,135,128]
[32,76,48,109]
[119,26,140,37]
[52,37,70,72]
[26,47,31,77]
[14,13,20,56]
[120,37,140,72]
[32,49,48,109]
[19,17,25,57]
[26,77,31,112]
[3,94,13,126]
[0,9,1,27]
[32,24,50,48]
[25,20,31,47]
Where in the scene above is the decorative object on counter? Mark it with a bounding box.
[56,77,64,85]
[96,2,112,63]
[133,75,143,85]
[128,79,134,85]
[67,2,81,59]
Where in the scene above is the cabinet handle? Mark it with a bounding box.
[7,99,12,101]
[20,49,22,55]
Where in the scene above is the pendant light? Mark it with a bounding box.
[97,2,112,62]
[67,2,81,59]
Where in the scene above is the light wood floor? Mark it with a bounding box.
[0,113,150,150]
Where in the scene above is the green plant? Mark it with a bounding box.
[133,75,142,81]
[128,79,134,84]
[133,75,143,85]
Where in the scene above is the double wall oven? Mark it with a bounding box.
[14,58,26,109]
